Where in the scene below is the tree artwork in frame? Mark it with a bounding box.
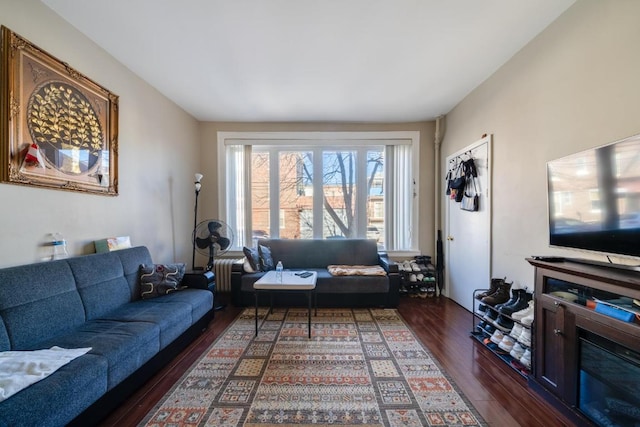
[0,26,119,195]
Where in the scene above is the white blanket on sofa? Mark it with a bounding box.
[0,346,91,402]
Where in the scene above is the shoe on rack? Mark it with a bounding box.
[500,290,533,316]
[520,313,534,328]
[475,277,505,300]
[520,349,531,368]
[517,328,532,347]
[481,281,512,307]
[477,303,488,314]
[494,287,521,312]
[493,315,514,332]
[483,308,499,322]
[510,342,526,360]
[498,335,516,352]
[483,324,496,335]
[509,323,524,341]
[512,300,534,321]
[490,329,504,345]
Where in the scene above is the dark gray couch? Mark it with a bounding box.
[231,239,399,308]
[0,246,213,427]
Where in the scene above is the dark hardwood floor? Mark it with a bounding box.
[99,294,577,427]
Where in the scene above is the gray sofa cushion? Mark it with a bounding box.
[115,246,153,299]
[315,270,388,293]
[0,353,108,427]
[35,319,160,389]
[258,238,380,268]
[144,288,213,323]
[67,252,131,320]
[100,299,192,348]
[0,260,84,351]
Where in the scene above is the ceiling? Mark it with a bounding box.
[42,0,575,123]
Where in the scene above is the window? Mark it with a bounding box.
[219,131,419,252]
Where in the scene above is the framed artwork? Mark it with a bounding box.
[0,26,118,195]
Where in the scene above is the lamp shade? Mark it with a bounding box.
[195,173,203,192]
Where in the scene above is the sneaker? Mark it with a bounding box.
[498,335,516,352]
[490,329,504,345]
[520,313,534,327]
[509,323,524,341]
[476,303,487,314]
[409,274,417,282]
[510,343,525,359]
[520,349,531,368]
[512,300,534,321]
[517,328,532,347]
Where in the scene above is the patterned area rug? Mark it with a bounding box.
[141,308,487,426]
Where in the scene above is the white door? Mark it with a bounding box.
[444,135,492,312]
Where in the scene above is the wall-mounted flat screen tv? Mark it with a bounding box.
[547,133,640,259]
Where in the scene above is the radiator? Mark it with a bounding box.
[213,258,237,292]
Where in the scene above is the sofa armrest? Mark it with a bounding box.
[182,270,215,291]
[378,252,399,274]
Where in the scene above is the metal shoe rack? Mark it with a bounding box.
[470,289,532,379]
[399,258,437,297]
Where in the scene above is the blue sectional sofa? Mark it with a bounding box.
[231,238,400,308]
[0,246,213,427]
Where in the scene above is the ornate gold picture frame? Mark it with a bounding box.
[0,26,118,195]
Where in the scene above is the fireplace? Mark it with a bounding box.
[578,330,640,426]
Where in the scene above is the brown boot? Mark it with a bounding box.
[481,281,512,307]
[475,277,505,300]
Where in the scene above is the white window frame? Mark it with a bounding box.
[217,131,420,254]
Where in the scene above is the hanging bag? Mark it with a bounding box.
[461,174,480,212]
[448,160,466,201]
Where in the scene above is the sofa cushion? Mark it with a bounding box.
[316,270,389,293]
[143,288,213,323]
[259,244,275,271]
[67,251,132,321]
[0,353,108,427]
[100,300,192,348]
[257,239,379,268]
[115,246,154,299]
[139,263,186,299]
[0,259,85,351]
[34,319,160,389]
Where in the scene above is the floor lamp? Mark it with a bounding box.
[191,173,203,271]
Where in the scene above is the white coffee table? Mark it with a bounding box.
[253,270,317,338]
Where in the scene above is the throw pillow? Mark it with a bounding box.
[243,257,255,273]
[243,246,261,272]
[258,244,275,271]
[139,263,186,299]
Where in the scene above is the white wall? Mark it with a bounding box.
[441,0,640,289]
[0,0,200,266]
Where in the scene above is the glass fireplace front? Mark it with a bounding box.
[578,331,640,426]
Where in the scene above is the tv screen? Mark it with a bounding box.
[547,133,640,259]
